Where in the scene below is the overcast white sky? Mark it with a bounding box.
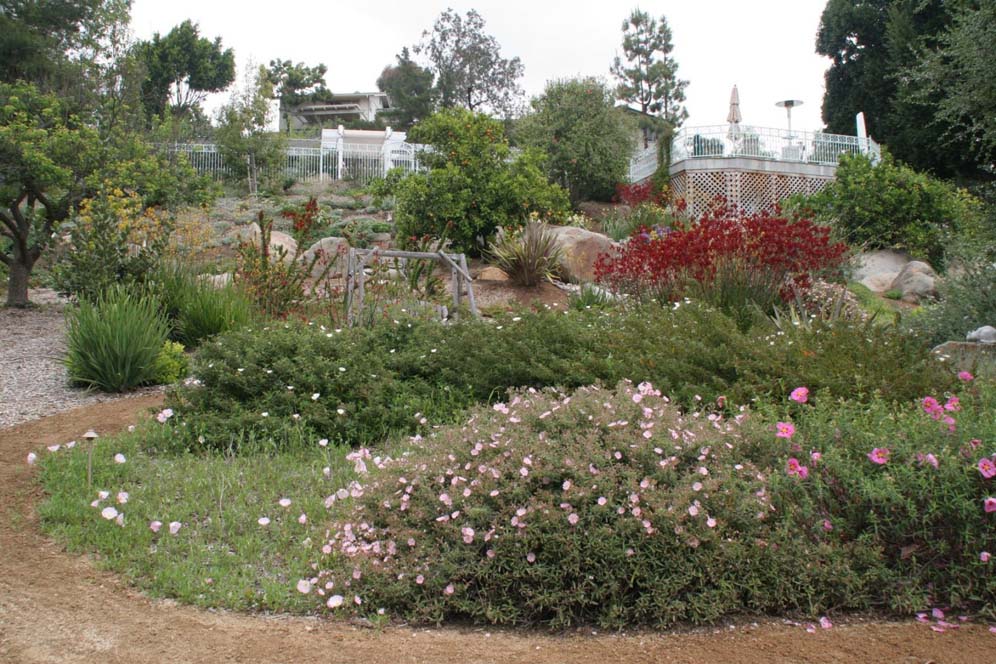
[130,0,846,134]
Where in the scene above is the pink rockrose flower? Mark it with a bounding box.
[867,448,890,465]
[985,497,996,513]
[775,422,796,439]
[957,371,974,382]
[980,551,991,563]
[979,458,996,479]
[790,387,809,404]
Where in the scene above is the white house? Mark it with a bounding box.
[281,92,392,131]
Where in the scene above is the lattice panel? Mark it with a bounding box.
[681,169,833,218]
[670,171,687,202]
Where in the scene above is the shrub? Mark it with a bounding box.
[152,341,189,384]
[600,202,679,242]
[515,77,634,203]
[784,152,984,270]
[299,379,996,626]
[169,303,953,452]
[615,180,667,207]
[144,263,254,348]
[64,287,170,392]
[595,209,848,315]
[52,190,173,302]
[486,220,562,287]
[394,108,570,254]
[907,256,996,346]
[235,212,330,319]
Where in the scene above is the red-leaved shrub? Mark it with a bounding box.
[595,209,848,308]
[614,181,668,207]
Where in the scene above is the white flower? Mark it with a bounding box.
[113,453,127,464]
[100,506,119,520]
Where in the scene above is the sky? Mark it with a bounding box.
[130,0,846,134]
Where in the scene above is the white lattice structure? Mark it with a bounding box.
[669,158,836,218]
[660,125,880,218]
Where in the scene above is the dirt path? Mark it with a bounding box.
[1,397,992,664]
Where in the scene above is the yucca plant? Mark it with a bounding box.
[64,286,170,392]
[487,221,562,287]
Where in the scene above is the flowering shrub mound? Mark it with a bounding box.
[595,210,848,310]
[300,379,996,627]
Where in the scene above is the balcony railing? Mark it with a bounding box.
[670,125,881,167]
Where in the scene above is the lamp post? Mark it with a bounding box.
[775,99,803,137]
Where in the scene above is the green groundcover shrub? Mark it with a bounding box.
[907,257,996,347]
[299,378,995,627]
[168,304,954,452]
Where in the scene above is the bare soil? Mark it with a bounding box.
[2,397,993,664]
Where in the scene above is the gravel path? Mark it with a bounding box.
[0,291,162,429]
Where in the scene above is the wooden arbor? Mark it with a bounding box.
[344,247,479,326]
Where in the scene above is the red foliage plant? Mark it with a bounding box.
[281,197,321,239]
[614,181,668,207]
[594,207,848,304]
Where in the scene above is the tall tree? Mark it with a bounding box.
[611,8,688,157]
[376,47,436,130]
[265,59,331,133]
[516,78,635,204]
[137,20,235,121]
[0,0,133,114]
[816,0,982,179]
[905,2,996,168]
[414,8,524,118]
[215,64,285,195]
[0,82,103,306]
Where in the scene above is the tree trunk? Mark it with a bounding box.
[5,258,31,307]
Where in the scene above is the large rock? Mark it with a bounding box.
[300,236,349,278]
[225,221,261,244]
[889,260,938,304]
[850,250,911,292]
[932,341,996,373]
[967,326,996,344]
[477,266,509,282]
[547,226,616,284]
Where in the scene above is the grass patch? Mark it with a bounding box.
[38,422,355,612]
[847,281,901,323]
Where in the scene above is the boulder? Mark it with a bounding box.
[477,266,510,282]
[933,341,996,373]
[547,226,616,284]
[888,260,939,303]
[224,222,261,244]
[300,236,349,278]
[266,230,298,260]
[850,250,911,292]
[967,325,996,344]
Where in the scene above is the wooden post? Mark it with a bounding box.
[459,254,478,317]
[345,249,355,326]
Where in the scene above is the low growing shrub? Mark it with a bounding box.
[907,257,996,346]
[596,209,848,315]
[169,304,954,452]
[152,341,189,384]
[64,287,170,392]
[299,379,996,626]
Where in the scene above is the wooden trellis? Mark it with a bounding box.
[345,247,479,326]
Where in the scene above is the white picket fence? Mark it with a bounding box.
[161,141,427,184]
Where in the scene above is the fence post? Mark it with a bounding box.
[336,125,345,180]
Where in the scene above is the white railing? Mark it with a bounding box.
[669,125,881,166]
[161,141,427,184]
[628,145,659,183]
